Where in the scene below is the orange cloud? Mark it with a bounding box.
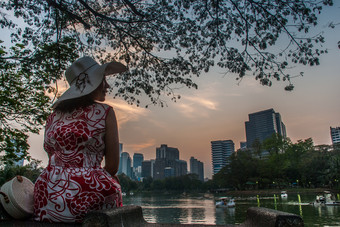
[124,139,156,152]
[105,98,149,127]
[175,95,218,118]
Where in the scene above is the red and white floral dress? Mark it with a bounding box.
[33,103,122,222]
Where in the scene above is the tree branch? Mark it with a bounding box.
[248,0,303,50]
[122,0,146,17]
[46,0,91,29]
[77,0,153,24]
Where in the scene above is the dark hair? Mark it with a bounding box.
[54,94,95,113]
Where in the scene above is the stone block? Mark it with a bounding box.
[82,205,147,227]
[241,207,304,227]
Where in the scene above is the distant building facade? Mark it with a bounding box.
[142,160,152,178]
[331,127,340,145]
[240,142,247,150]
[156,144,179,160]
[119,143,123,156]
[190,157,204,181]
[164,167,175,178]
[211,140,235,175]
[177,160,188,177]
[245,108,286,148]
[118,152,132,178]
[153,144,187,180]
[133,153,144,181]
[118,143,123,173]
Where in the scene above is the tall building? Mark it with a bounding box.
[142,160,151,178]
[211,140,235,175]
[330,127,340,145]
[119,152,132,178]
[177,160,188,177]
[133,153,144,181]
[156,144,179,160]
[153,144,187,180]
[118,143,123,173]
[119,143,123,155]
[245,108,286,148]
[133,153,144,169]
[142,159,155,179]
[190,157,204,181]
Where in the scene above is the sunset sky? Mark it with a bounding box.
[22,3,340,179]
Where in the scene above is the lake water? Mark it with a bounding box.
[122,192,340,226]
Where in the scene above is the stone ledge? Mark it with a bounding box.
[0,205,303,227]
[240,207,304,227]
[83,205,147,227]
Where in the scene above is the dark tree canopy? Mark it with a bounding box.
[0,0,336,161]
[1,0,335,102]
[0,38,78,164]
[213,137,340,190]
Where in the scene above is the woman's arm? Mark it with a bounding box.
[104,107,120,176]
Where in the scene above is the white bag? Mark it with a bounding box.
[0,175,34,219]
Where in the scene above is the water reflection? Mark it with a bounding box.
[124,193,217,224]
[191,208,205,223]
[123,192,340,226]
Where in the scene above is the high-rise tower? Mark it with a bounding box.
[133,153,144,181]
[330,127,340,145]
[153,144,187,180]
[190,157,204,181]
[211,140,235,175]
[245,108,286,148]
[119,152,132,178]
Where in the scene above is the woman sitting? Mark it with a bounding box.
[33,56,127,222]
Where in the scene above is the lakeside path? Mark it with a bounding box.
[218,188,340,196]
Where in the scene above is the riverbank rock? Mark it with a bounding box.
[240,207,304,227]
[83,205,146,227]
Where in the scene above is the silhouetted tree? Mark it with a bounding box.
[0,39,78,163]
[210,137,340,190]
[118,173,138,192]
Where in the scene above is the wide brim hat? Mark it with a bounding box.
[52,56,127,108]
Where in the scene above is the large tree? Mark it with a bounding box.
[0,38,78,164]
[0,0,335,161]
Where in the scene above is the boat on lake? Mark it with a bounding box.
[216,197,235,208]
[281,191,288,198]
[311,191,340,206]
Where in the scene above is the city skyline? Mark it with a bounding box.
[26,4,340,179]
[28,101,339,179]
[120,144,204,181]
[118,142,205,181]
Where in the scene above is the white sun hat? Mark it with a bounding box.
[52,56,127,108]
